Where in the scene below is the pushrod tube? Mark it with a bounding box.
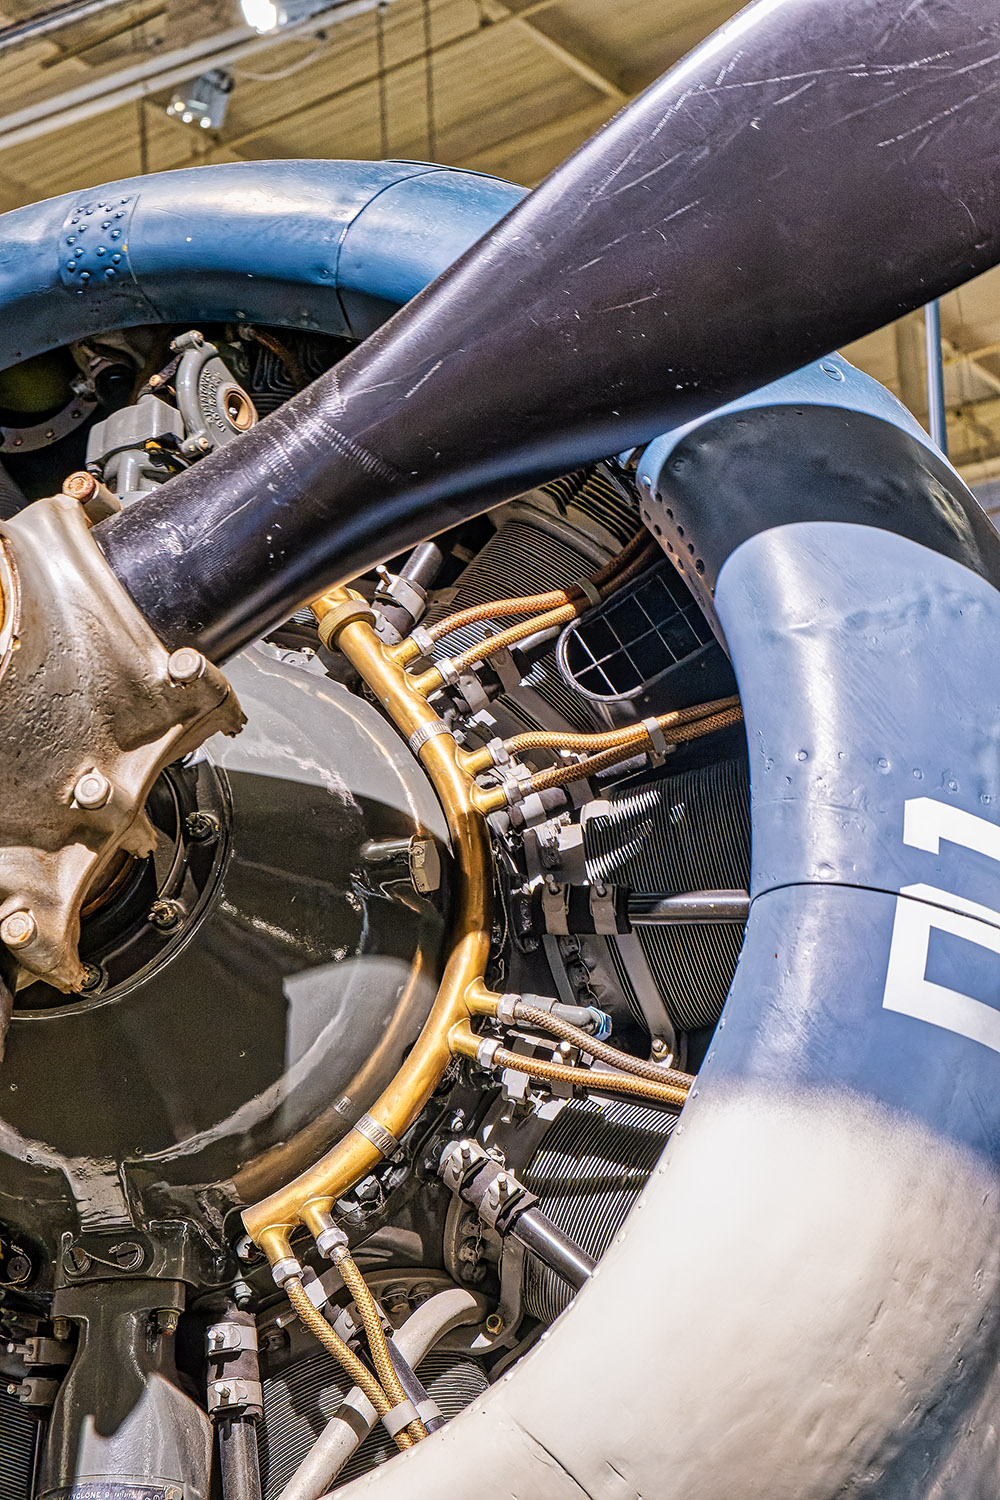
[511,1207,596,1292]
[628,891,750,926]
[96,0,1000,663]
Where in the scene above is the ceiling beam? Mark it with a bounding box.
[479,0,626,105]
[204,0,563,163]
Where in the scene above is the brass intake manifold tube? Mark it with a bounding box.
[241,589,494,1268]
[242,584,705,1269]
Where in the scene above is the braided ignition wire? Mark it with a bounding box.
[487,1047,691,1108]
[282,1277,415,1452]
[510,1003,692,1090]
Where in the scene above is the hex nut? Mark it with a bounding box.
[167,647,206,684]
[1,911,36,949]
[74,770,111,810]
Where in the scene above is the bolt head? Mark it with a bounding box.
[74,769,111,809]
[168,647,206,685]
[184,810,218,842]
[148,899,182,932]
[5,1254,30,1285]
[62,470,97,502]
[1,910,36,949]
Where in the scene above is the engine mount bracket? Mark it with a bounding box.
[0,490,244,992]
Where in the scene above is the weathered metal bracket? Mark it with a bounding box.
[0,491,243,992]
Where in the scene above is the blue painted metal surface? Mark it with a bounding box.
[704,522,1000,1166]
[639,352,940,484]
[636,352,1000,640]
[0,160,525,369]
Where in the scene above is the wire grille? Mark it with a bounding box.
[522,1096,676,1323]
[584,759,750,1031]
[558,557,716,700]
[259,1347,487,1497]
[0,1383,38,1499]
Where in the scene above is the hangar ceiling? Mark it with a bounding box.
[1,0,999,485]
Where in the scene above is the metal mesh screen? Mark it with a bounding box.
[425,471,639,734]
[558,558,715,700]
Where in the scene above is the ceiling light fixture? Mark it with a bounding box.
[165,68,234,129]
[240,0,340,35]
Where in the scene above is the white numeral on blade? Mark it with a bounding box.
[883,798,1000,1052]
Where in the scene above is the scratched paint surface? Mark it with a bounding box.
[97,0,1000,662]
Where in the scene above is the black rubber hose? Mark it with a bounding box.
[97,0,1000,662]
[217,1418,263,1500]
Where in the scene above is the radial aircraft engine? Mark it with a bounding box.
[0,0,1000,1496]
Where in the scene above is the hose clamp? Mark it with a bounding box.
[354,1112,402,1160]
[407,719,452,756]
[382,1398,419,1437]
[317,598,376,650]
[207,1321,259,1355]
[207,1377,263,1416]
[572,577,602,608]
[641,715,671,764]
[439,1137,486,1193]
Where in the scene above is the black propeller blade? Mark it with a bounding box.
[97,0,1000,662]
